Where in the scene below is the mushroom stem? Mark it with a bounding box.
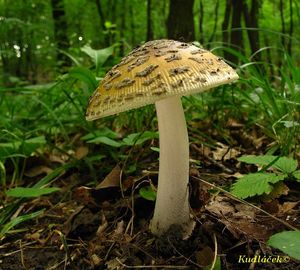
[151,95,192,236]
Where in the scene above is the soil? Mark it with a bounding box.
[1,126,300,270]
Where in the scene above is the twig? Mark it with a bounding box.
[115,257,190,269]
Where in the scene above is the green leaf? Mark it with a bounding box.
[0,136,46,158]
[82,128,119,140]
[139,186,156,201]
[0,209,44,237]
[81,44,115,72]
[293,170,300,181]
[87,136,122,147]
[122,131,158,146]
[238,155,298,173]
[231,173,285,199]
[6,187,60,198]
[268,231,300,260]
[69,67,98,90]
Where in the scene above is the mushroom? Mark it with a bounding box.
[86,39,239,237]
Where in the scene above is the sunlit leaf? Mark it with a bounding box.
[6,187,60,198]
[238,155,298,174]
[231,173,285,199]
[268,231,300,260]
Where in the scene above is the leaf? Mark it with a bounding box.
[268,231,300,260]
[69,67,98,90]
[139,186,156,201]
[0,136,46,158]
[0,209,44,237]
[292,170,300,180]
[86,136,122,147]
[122,131,158,146]
[231,173,285,199]
[81,44,115,72]
[96,165,121,189]
[82,128,119,140]
[6,187,60,198]
[238,155,298,174]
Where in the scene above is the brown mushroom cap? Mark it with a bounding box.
[86,39,239,120]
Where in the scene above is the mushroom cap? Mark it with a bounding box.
[86,39,239,120]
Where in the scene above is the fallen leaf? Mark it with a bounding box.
[212,142,240,161]
[96,165,121,189]
[24,166,53,177]
[195,246,214,267]
[74,146,89,160]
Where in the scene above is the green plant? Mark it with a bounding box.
[231,155,300,199]
[268,231,300,260]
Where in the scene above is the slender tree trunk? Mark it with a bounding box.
[167,0,195,41]
[242,0,261,61]
[228,0,243,64]
[199,0,204,44]
[119,0,126,55]
[288,0,293,55]
[51,0,71,68]
[129,2,135,45]
[279,0,286,48]
[208,0,220,45]
[95,0,109,46]
[147,0,154,41]
[222,0,231,61]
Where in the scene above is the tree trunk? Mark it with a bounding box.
[208,0,220,45]
[228,0,243,64]
[95,0,109,46]
[199,0,204,44]
[288,0,293,55]
[119,0,126,55]
[222,0,231,60]
[242,0,261,61]
[147,0,154,41]
[129,2,135,45]
[279,0,286,48]
[167,0,195,41]
[51,0,71,68]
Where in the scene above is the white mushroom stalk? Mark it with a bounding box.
[150,96,193,236]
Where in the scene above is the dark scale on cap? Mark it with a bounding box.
[118,55,136,67]
[135,92,144,97]
[188,57,204,64]
[167,50,179,53]
[142,77,156,86]
[171,79,184,88]
[103,82,113,91]
[206,59,214,65]
[190,49,206,55]
[154,50,168,57]
[107,69,122,81]
[177,43,190,49]
[152,87,168,96]
[116,78,135,89]
[128,55,150,71]
[136,64,159,77]
[194,77,207,83]
[169,66,190,76]
[124,94,135,100]
[153,44,169,50]
[132,49,150,57]
[165,54,182,62]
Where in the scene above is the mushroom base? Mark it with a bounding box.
[150,96,194,237]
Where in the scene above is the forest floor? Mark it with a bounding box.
[0,122,300,270]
